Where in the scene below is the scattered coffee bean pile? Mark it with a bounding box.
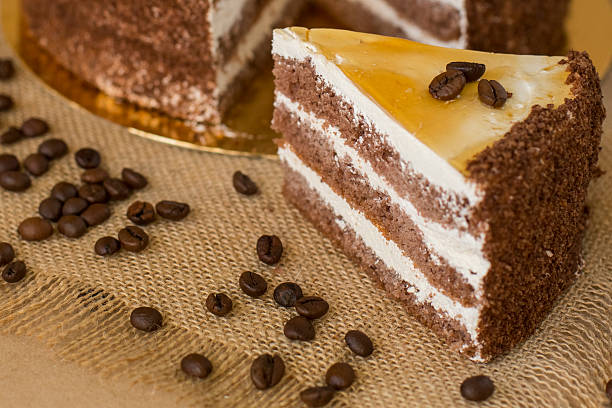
[0,242,27,284]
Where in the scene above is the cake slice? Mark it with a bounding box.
[272,28,605,361]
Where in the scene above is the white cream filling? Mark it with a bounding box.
[280,146,482,344]
[276,92,490,289]
[211,0,252,48]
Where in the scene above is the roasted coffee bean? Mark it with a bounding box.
[126,201,156,225]
[233,171,258,196]
[2,261,26,283]
[0,171,31,192]
[296,296,329,319]
[130,306,163,332]
[251,354,285,390]
[21,118,49,138]
[284,316,315,341]
[81,168,109,184]
[78,183,108,204]
[23,153,49,177]
[606,379,612,401]
[18,217,53,241]
[460,375,495,402]
[0,94,14,111]
[118,226,149,252]
[51,181,78,202]
[57,215,88,238]
[75,147,101,169]
[94,236,121,256]
[239,271,267,298]
[345,330,373,357]
[0,242,15,266]
[206,293,233,316]
[0,127,23,145]
[103,178,131,201]
[0,153,19,173]
[38,138,68,160]
[478,79,508,108]
[274,282,303,307]
[121,168,148,190]
[155,200,190,221]
[81,203,111,226]
[256,235,283,265]
[446,61,486,82]
[39,197,63,221]
[0,58,14,80]
[429,69,466,101]
[326,363,355,390]
[300,386,335,407]
[181,353,213,379]
[62,197,89,216]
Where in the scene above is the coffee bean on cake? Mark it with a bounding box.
[78,183,108,204]
[446,62,486,82]
[256,235,283,265]
[300,386,335,407]
[0,127,23,145]
[251,354,285,390]
[126,201,156,225]
[429,69,466,101]
[121,168,147,190]
[18,217,53,241]
[103,178,131,201]
[51,181,78,202]
[296,296,329,319]
[94,236,121,256]
[39,197,63,221]
[478,79,508,108]
[181,354,213,379]
[21,118,49,138]
[274,282,303,307]
[130,307,163,332]
[74,147,101,169]
[0,94,14,111]
[0,153,19,173]
[326,362,355,390]
[460,375,494,402]
[233,171,258,196]
[81,168,109,184]
[0,242,15,266]
[345,330,373,357]
[38,138,68,160]
[284,316,315,341]
[23,153,49,177]
[118,226,149,252]
[239,272,267,298]
[155,200,190,220]
[2,261,26,283]
[0,58,15,80]
[81,203,111,226]
[0,171,31,192]
[62,197,89,216]
[57,215,87,238]
[205,293,233,316]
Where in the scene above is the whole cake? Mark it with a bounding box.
[271,28,605,361]
[22,0,570,124]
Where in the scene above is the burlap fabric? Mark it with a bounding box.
[0,31,610,407]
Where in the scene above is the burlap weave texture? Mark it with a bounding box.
[0,32,610,407]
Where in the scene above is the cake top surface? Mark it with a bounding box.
[285,28,572,173]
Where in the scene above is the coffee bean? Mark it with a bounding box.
[130,307,162,332]
[326,363,355,390]
[118,226,149,252]
[57,215,88,238]
[155,200,190,221]
[274,282,303,307]
[239,272,267,297]
[0,127,23,145]
[181,353,213,379]
[75,147,101,169]
[0,94,14,111]
[81,203,111,226]
[0,153,19,173]
[429,69,466,101]
[205,293,232,316]
[78,183,108,204]
[233,171,258,196]
[23,153,49,177]
[18,217,53,241]
[0,58,15,80]
[460,375,494,402]
[478,79,508,108]
[251,354,285,390]
[81,168,109,184]
[94,236,121,256]
[121,168,147,190]
[103,178,131,201]
[2,261,26,283]
[446,62,486,82]
[296,296,329,319]
[256,235,283,265]
[606,379,612,401]
[62,197,89,216]
[21,118,49,138]
[284,316,315,341]
[38,138,68,160]
[0,242,15,266]
[51,181,78,202]
[39,198,63,221]
[126,201,156,225]
[300,386,335,407]
[345,330,373,357]
[0,171,31,192]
